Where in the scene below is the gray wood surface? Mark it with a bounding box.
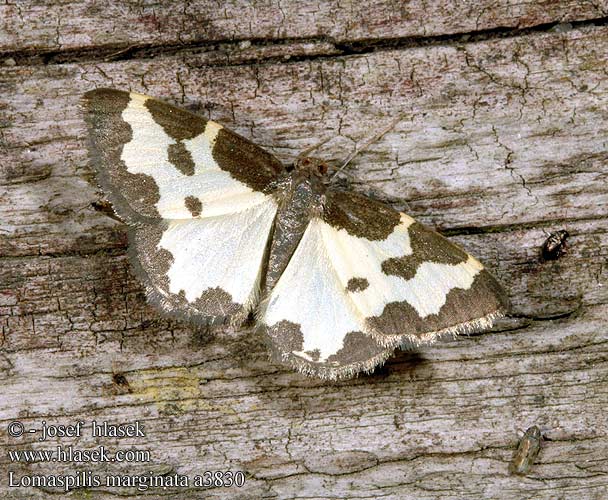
[1,2,607,499]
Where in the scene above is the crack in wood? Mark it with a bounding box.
[3,16,608,67]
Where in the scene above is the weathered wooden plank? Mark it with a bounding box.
[1,4,607,500]
[1,301,606,499]
[2,25,608,260]
[1,0,606,58]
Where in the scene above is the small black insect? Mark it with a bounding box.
[111,372,132,393]
[541,230,569,261]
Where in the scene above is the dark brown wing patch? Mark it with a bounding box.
[367,270,509,340]
[83,89,161,221]
[326,332,388,365]
[347,277,370,292]
[185,288,244,319]
[381,222,468,281]
[323,190,401,240]
[184,196,202,217]
[265,320,304,353]
[264,320,393,380]
[212,128,285,192]
[144,98,207,141]
[168,142,196,176]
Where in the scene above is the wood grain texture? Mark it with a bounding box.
[1,0,606,57]
[1,2,607,499]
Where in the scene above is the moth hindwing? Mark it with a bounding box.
[83,89,509,380]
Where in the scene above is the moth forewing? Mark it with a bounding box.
[83,89,283,326]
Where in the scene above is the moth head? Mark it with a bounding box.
[293,156,329,177]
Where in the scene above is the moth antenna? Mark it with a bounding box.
[331,114,403,180]
[296,137,332,160]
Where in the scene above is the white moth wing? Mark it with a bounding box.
[83,89,284,323]
[260,190,508,377]
[159,201,276,307]
[132,196,277,323]
[260,218,393,380]
[120,95,269,219]
[317,190,508,348]
[317,213,482,315]
[264,219,365,358]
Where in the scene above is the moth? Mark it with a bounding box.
[82,89,509,380]
[509,426,542,475]
[541,230,569,261]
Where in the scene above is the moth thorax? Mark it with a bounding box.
[294,156,329,177]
